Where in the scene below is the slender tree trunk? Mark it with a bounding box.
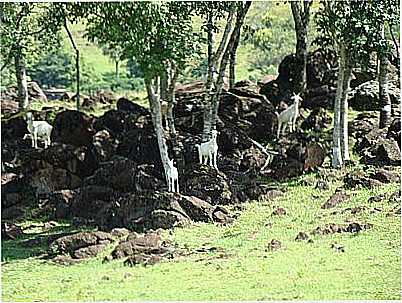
[115,61,119,79]
[379,25,392,129]
[15,50,29,110]
[145,77,171,183]
[229,31,241,89]
[209,2,251,135]
[202,13,216,142]
[340,52,352,162]
[332,45,345,169]
[290,0,312,94]
[166,61,178,137]
[202,7,235,141]
[64,22,80,111]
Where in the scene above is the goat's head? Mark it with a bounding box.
[291,93,303,104]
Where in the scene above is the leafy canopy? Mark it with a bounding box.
[84,2,201,79]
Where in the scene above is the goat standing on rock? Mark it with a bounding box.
[276,93,302,138]
[165,158,179,193]
[196,130,219,169]
[25,112,53,149]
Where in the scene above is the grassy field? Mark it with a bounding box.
[2,169,400,301]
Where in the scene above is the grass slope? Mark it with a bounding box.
[2,170,400,301]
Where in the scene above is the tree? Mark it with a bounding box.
[369,0,400,128]
[101,44,123,79]
[0,3,58,110]
[84,2,199,186]
[290,0,313,94]
[196,2,252,141]
[316,1,368,168]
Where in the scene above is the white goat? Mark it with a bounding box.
[275,93,302,138]
[196,130,219,169]
[165,158,179,193]
[25,112,53,149]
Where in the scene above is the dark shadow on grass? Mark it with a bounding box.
[1,225,92,262]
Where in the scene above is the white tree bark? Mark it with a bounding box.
[15,51,29,110]
[145,77,172,186]
[379,24,392,129]
[332,45,345,168]
[202,9,235,141]
[340,51,352,162]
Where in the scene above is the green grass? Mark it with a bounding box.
[2,170,400,301]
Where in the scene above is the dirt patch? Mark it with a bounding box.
[311,222,372,236]
[266,239,282,251]
[272,207,287,216]
[321,190,350,209]
[295,232,310,241]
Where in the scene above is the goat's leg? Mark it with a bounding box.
[203,154,208,165]
[34,132,38,149]
[198,149,202,164]
[31,136,35,147]
[213,151,217,169]
[176,178,179,193]
[277,122,281,138]
[208,151,214,167]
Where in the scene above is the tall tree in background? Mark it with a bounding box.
[0,3,56,110]
[85,2,199,183]
[290,0,313,94]
[48,3,84,111]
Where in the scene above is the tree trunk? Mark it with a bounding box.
[229,29,241,89]
[209,2,251,135]
[202,7,236,141]
[166,61,178,137]
[332,45,345,169]
[145,77,171,183]
[15,50,29,110]
[340,52,352,162]
[64,22,80,111]
[202,12,216,141]
[379,25,392,129]
[290,0,312,94]
[115,61,119,79]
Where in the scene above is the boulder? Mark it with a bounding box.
[92,130,119,162]
[116,97,149,116]
[51,110,95,147]
[28,81,47,102]
[301,108,332,131]
[349,80,400,110]
[93,192,216,231]
[181,165,233,205]
[83,159,163,193]
[49,231,114,258]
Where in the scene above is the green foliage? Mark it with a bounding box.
[0,3,62,68]
[85,2,201,81]
[315,0,399,65]
[28,48,75,88]
[244,2,296,75]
